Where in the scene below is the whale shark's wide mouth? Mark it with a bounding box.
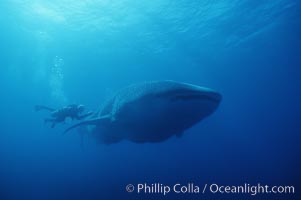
[158,87,222,103]
[173,91,222,103]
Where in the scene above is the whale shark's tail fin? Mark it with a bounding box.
[35,105,55,112]
[64,115,111,134]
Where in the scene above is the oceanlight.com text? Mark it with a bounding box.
[125,183,295,196]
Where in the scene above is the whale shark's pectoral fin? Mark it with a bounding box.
[63,115,111,134]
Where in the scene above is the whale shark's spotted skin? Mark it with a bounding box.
[65,80,222,144]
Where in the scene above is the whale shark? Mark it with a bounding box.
[65,80,222,144]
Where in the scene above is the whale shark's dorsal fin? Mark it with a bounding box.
[64,115,111,134]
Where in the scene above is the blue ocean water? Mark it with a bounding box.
[0,0,300,199]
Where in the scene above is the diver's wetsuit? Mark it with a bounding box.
[35,104,93,128]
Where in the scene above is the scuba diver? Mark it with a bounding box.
[35,104,93,128]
